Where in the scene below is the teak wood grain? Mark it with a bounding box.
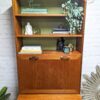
[15,14,66,17]
[18,94,82,100]
[12,0,86,98]
[17,51,81,94]
[18,51,81,60]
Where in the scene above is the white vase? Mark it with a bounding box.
[25,22,33,35]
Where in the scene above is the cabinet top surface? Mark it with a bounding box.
[18,94,82,100]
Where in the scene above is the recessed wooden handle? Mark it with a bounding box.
[29,56,39,61]
[60,56,70,61]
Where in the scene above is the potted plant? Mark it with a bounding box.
[0,87,11,100]
[62,0,84,34]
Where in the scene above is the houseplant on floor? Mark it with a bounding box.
[0,87,11,100]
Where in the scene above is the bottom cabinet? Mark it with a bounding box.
[17,55,81,94]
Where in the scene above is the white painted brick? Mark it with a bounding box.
[0,38,16,56]
[0,14,12,20]
[0,2,17,100]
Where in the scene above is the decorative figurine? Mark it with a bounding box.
[25,22,33,35]
[63,46,70,54]
[56,37,65,51]
[68,43,74,52]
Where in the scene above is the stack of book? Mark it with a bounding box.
[19,46,42,54]
[52,28,69,34]
[21,8,48,14]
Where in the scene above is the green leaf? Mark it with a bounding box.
[5,93,11,100]
[79,7,83,12]
[0,93,11,100]
[73,9,79,17]
[62,0,83,33]
[0,87,7,97]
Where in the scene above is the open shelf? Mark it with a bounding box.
[18,50,81,60]
[16,34,83,38]
[15,14,66,17]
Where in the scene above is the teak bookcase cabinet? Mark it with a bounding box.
[12,0,86,99]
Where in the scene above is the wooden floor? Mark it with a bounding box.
[18,94,81,100]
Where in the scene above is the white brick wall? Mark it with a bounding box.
[0,0,100,100]
[82,0,100,75]
[0,3,18,100]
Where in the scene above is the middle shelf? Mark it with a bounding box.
[16,34,83,38]
[15,16,83,37]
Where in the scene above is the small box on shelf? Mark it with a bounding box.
[19,46,42,54]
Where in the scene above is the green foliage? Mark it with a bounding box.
[62,0,84,33]
[0,87,11,100]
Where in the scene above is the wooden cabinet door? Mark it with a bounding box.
[68,58,81,93]
[31,60,70,90]
[18,55,34,92]
[18,55,81,94]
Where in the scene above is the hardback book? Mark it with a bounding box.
[52,27,69,34]
[21,8,48,14]
[53,28,68,31]
[19,46,42,54]
[21,12,47,14]
[53,31,70,34]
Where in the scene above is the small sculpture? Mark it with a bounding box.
[56,37,65,51]
[63,46,70,54]
[25,22,33,35]
[68,43,74,52]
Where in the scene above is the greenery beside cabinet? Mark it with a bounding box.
[0,87,11,100]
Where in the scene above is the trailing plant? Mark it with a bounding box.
[0,87,11,100]
[62,0,84,34]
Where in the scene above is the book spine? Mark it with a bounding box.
[53,30,68,32]
[21,9,48,12]
[53,28,68,31]
[21,12,48,14]
[53,32,69,34]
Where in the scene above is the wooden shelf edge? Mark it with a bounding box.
[15,14,66,17]
[16,34,83,38]
[17,51,81,60]
[17,94,82,100]
[20,89,79,94]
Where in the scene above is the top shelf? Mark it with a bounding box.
[15,14,66,17]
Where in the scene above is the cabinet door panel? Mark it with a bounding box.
[18,55,81,93]
[18,57,34,91]
[68,58,81,91]
[32,60,70,89]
